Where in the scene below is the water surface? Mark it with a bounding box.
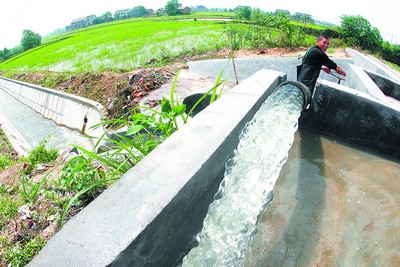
[244,129,400,266]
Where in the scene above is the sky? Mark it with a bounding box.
[1,0,399,49]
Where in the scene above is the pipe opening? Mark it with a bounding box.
[274,81,311,110]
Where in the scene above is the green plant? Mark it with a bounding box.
[60,178,112,227]
[71,69,223,182]
[51,155,113,227]
[0,154,13,171]
[340,15,383,53]
[56,155,106,195]
[18,171,47,204]
[26,139,58,172]
[0,189,23,228]
[2,235,46,267]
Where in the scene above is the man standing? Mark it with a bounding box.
[297,34,346,92]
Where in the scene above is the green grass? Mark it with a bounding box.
[0,187,24,229]
[0,18,230,72]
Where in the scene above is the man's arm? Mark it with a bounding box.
[335,66,346,76]
[322,65,346,76]
[322,66,331,74]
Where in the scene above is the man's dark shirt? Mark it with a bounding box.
[297,45,337,92]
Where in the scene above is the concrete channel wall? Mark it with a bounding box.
[300,79,400,158]
[187,57,353,84]
[366,70,400,101]
[0,76,105,138]
[28,70,287,266]
[342,64,388,102]
[346,48,400,82]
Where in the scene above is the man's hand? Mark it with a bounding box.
[322,66,331,74]
[335,66,347,76]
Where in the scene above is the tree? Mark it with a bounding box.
[2,47,10,59]
[340,15,383,52]
[21,29,41,51]
[93,11,114,24]
[165,0,179,16]
[235,6,252,20]
[132,6,147,17]
[251,8,263,22]
[103,11,112,20]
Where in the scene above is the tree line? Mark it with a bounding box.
[232,6,400,66]
[0,29,41,61]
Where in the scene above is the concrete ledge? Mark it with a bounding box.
[365,70,400,101]
[342,64,388,103]
[0,110,31,156]
[28,69,286,266]
[188,57,352,83]
[300,79,400,158]
[346,48,400,82]
[0,77,105,138]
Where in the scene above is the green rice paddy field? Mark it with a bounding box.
[0,15,235,72]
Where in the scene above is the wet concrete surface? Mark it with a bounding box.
[0,88,94,153]
[244,129,400,266]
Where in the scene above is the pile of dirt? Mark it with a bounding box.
[106,68,176,120]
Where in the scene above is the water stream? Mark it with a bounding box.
[182,84,304,266]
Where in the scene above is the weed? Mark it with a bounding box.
[1,235,46,267]
[56,155,106,195]
[0,189,23,229]
[25,139,58,172]
[0,154,14,171]
[18,171,47,205]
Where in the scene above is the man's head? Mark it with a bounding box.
[316,34,329,52]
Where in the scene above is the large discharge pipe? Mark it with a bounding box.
[274,80,312,110]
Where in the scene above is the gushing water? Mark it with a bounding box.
[182,84,304,266]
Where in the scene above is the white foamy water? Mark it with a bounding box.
[182,84,304,266]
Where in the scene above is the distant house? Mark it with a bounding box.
[114,9,131,20]
[156,8,167,16]
[196,5,207,12]
[146,9,154,16]
[294,12,312,21]
[66,15,96,31]
[275,9,290,16]
[178,6,191,14]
